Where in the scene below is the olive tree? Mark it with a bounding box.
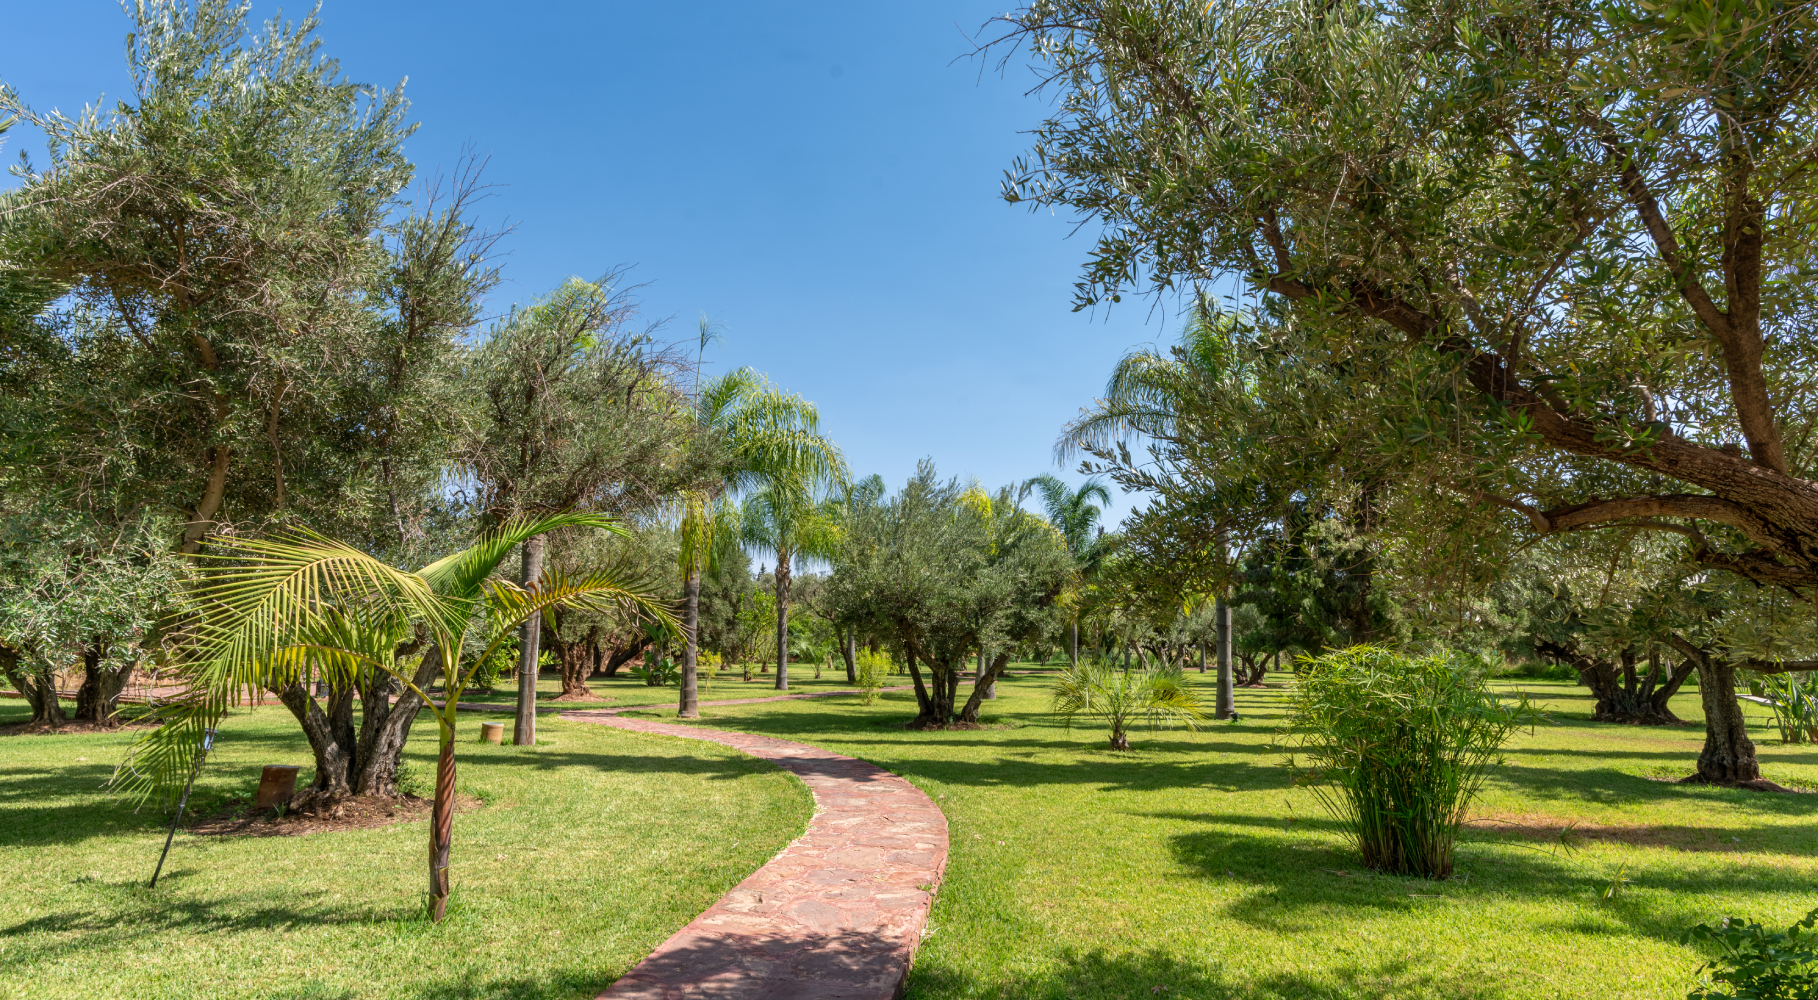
[998,0,1818,783]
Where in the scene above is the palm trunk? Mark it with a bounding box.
[513,534,545,746]
[679,568,701,718]
[428,717,456,922]
[842,629,857,683]
[1069,620,1079,667]
[773,550,791,691]
[1215,597,1235,720]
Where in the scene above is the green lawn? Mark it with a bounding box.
[623,666,1818,1000]
[5,666,1813,1000]
[0,701,812,1000]
[449,663,877,708]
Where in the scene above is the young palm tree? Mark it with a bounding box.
[117,512,674,921]
[741,484,843,690]
[1051,660,1206,750]
[1024,474,1113,665]
[674,367,846,707]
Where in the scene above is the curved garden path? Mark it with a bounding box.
[562,698,949,1000]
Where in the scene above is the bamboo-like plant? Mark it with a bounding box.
[1051,660,1206,749]
[1285,646,1539,878]
[114,512,675,921]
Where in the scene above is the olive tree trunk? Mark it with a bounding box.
[72,642,133,724]
[1,645,65,727]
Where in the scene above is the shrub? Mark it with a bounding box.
[632,658,679,687]
[1285,646,1538,878]
[1683,907,1818,999]
[466,640,517,693]
[1746,673,1818,744]
[855,648,893,705]
[1051,660,1206,750]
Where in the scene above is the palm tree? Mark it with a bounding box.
[741,484,843,690]
[117,512,674,921]
[675,367,846,707]
[1051,659,1206,750]
[1024,474,1113,665]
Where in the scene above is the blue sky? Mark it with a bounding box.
[1,1,1193,522]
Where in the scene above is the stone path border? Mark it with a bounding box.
[562,703,949,1000]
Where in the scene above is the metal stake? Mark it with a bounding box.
[149,727,215,888]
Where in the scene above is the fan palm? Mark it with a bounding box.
[1051,660,1207,750]
[117,511,675,921]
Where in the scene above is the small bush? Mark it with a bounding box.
[1285,645,1539,878]
[1682,907,1818,999]
[1503,659,1577,683]
[855,649,893,705]
[1747,672,1818,744]
[465,640,517,693]
[632,659,679,687]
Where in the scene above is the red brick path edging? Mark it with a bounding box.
[561,708,949,1000]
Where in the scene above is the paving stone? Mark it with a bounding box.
[563,699,949,1000]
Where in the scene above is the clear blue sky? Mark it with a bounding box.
[2,1,1194,521]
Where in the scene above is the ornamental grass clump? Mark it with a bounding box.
[1285,646,1538,878]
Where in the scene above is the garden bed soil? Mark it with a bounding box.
[189,792,482,837]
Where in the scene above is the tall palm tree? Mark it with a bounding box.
[118,512,674,921]
[675,368,846,706]
[1024,474,1113,665]
[741,484,844,690]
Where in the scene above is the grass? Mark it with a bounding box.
[623,664,1818,1000]
[0,700,812,1000]
[450,663,871,708]
[5,664,1813,999]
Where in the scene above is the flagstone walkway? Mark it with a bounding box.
[562,703,949,1000]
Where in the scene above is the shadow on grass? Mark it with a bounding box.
[0,882,387,964]
[1153,811,1810,946]
[907,946,1512,1000]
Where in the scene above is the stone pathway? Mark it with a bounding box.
[562,704,949,1000]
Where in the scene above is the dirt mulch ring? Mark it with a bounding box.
[0,719,161,737]
[189,792,482,838]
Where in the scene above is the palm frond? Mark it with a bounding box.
[416,510,626,597]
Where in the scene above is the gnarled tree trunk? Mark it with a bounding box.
[1,644,65,727]
[959,651,1012,723]
[273,679,355,802]
[1538,640,1691,724]
[1689,653,1762,785]
[72,642,133,724]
